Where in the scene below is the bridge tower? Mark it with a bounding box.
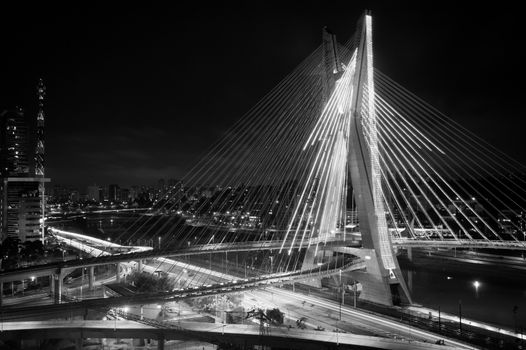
[345,11,411,306]
[300,27,345,283]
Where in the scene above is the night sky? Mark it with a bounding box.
[1,2,525,189]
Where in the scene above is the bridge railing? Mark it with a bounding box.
[392,238,526,250]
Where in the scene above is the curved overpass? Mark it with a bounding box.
[0,320,462,350]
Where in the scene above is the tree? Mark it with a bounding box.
[296,317,307,329]
[0,237,21,269]
[20,240,45,262]
[266,308,284,326]
[128,271,175,293]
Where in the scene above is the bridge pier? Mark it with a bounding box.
[407,247,413,262]
[335,247,411,306]
[53,273,63,304]
[157,335,165,350]
[348,250,395,306]
[49,275,54,295]
[138,259,143,272]
[88,266,95,291]
[116,263,121,283]
[407,269,413,292]
[0,281,3,307]
[301,246,322,288]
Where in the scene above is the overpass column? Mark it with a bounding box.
[407,247,413,262]
[49,275,54,295]
[116,263,121,283]
[88,266,95,291]
[157,335,165,350]
[0,281,3,307]
[407,247,414,292]
[53,272,63,304]
[138,260,143,272]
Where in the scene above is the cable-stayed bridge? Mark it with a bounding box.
[4,10,526,305]
[1,10,525,349]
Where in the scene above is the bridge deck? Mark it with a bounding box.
[0,320,458,350]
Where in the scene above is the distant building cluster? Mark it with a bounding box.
[47,178,182,212]
[0,79,50,243]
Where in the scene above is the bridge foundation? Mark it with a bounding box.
[346,250,396,306]
[334,246,411,306]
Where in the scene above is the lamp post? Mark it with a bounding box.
[438,305,441,333]
[339,269,342,321]
[458,300,462,335]
[353,281,357,308]
[225,251,228,275]
[473,280,480,298]
[513,306,519,333]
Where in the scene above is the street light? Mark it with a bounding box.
[473,280,480,298]
[339,269,342,321]
[458,300,462,335]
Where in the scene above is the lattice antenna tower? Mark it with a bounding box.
[35,78,46,176]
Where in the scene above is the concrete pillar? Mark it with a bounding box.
[50,275,54,295]
[116,263,121,283]
[408,270,413,292]
[157,335,165,350]
[53,274,62,304]
[88,266,95,291]
[407,247,413,262]
[138,260,143,272]
[300,246,322,288]
[0,281,3,307]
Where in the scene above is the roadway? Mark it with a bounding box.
[392,238,526,250]
[244,287,477,349]
[3,229,512,348]
[4,228,524,285]
[0,320,461,350]
[0,227,351,283]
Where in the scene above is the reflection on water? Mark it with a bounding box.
[405,265,526,330]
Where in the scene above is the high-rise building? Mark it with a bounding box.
[0,80,50,243]
[2,179,41,241]
[120,188,130,202]
[0,107,30,177]
[87,184,100,202]
[129,185,139,201]
[69,189,80,203]
[108,184,120,202]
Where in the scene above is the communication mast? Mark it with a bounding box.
[36,78,47,241]
[35,78,45,176]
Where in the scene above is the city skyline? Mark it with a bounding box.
[1,2,525,188]
[1,6,526,349]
